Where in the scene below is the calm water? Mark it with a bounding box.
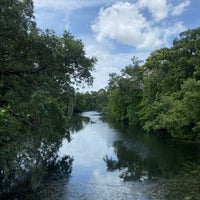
[41,111,200,200]
[1,111,200,199]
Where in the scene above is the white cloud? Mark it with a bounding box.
[137,0,169,22]
[91,1,189,51]
[162,21,186,45]
[33,0,190,91]
[91,2,163,50]
[80,37,149,91]
[33,0,117,34]
[171,0,190,16]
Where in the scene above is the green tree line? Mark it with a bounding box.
[76,27,200,141]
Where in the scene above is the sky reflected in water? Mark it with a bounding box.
[57,111,200,200]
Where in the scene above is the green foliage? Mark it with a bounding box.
[95,89,108,112]
[137,27,200,140]
[0,0,95,193]
[181,79,200,138]
[74,89,108,113]
[0,106,21,147]
[0,0,95,135]
[97,27,200,140]
[107,88,125,121]
[106,57,143,125]
[74,91,97,112]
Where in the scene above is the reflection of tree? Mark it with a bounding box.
[0,132,73,199]
[46,155,73,179]
[0,113,90,199]
[69,114,90,133]
[104,141,144,181]
[104,140,184,182]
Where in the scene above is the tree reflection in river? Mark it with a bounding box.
[0,132,73,199]
[104,140,147,181]
[0,114,89,199]
[103,139,176,182]
[102,116,200,183]
[1,112,199,199]
[69,114,90,133]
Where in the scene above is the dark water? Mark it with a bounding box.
[1,111,200,199]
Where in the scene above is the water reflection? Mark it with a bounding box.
[104,139,176,182]
[0,138,73,199]
[0,114,89,199]
[68,114,90,133]
[59,111,200,199]
[102,116,200,182]
[1,111,199,199]
[104,140,146,181]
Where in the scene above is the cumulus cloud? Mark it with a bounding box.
[91,1,189,50]
[80,37,149,91]
[171,0,190,16]
[34,0,190,51]
[91,2,163,50]
[137,0,168,22]
[33,0,191,91]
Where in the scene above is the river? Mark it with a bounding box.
[41,111,200,200]
[1,111,200,199]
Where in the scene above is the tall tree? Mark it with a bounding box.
[0,0,96,194]
[107,57,143,125]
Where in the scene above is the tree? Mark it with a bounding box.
[138,27,200,139]
[104,27,200,140]
[96,89,108,112]
[107,57,143,125]
[0,0,96,195]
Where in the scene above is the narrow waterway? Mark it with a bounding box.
[41,111,200,200]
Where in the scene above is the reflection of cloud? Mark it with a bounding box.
[59,121,117,167]
[93,169,121,185]
[91,169,147,199]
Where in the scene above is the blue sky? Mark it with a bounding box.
[33,0,200,91]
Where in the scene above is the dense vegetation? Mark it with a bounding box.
[74,89,108,113]
[0,0,96,196]
[77,27,200,141]
[0,0,96,145]
[1,0,200,197]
